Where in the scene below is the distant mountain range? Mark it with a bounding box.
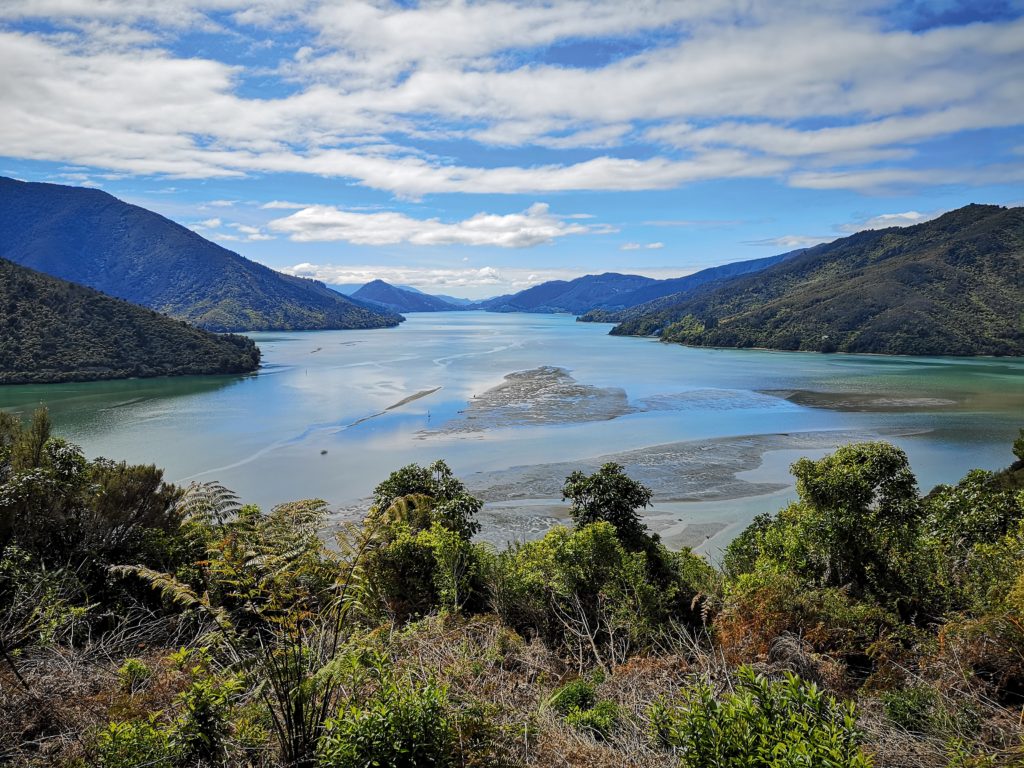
[0,177,402,332]
[0,258,260,383]
[478,272,658,314]
[352,280,466,312]
[610,204,1024,356]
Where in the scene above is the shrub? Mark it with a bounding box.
[881,685,937,734]
[94,717,179,768]
[117,658,153,693]
[565,700,619,740]
[548,678,597,715]
[318,678,455,768]
[648,666,872,767]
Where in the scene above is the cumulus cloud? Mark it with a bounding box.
[837,210,942,232]
[267,203,611,247]
[0,2,1021,195]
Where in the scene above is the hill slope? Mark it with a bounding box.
[611,204,1024,356]
[352,280,461,312]
[0,177,403,332]
[579,251,800,322]
[0,258,260,383]
[480,272,657,313]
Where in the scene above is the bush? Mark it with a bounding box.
[117,658,153,693]
[565,700,619,740]
[882,685,937,734]
[648,666,872,767]
[318,678,455,768]
[94,717,179,768]
[548,678,597,715]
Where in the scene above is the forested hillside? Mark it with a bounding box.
[0,258,260,383]
[612,204,1024,356]
[481,272,657,313]
[0,177,403,332]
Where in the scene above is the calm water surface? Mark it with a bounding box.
[2,312,1021,554]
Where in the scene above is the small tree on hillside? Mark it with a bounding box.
[562,463,652,547]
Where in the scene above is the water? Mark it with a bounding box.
[2,312,1021,556]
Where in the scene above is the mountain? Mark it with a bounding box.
[351,280,463,312]
[578,251,800,322]
[611,204,1024,356]
[0,177,403,332]
[480,272,657,313]
[0,258,260,384]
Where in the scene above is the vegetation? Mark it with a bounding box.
[0,258,260,383]
[611,204,1024,356]
[2,409,1023,766]
[0,176,403,332]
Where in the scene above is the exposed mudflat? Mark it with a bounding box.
[466,429,903,503]
[765,389,958,412]
[428,366,635,433]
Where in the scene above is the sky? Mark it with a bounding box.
[1,1,1023,298]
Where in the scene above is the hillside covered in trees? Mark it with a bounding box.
[2,408,1023,766]
[0,258,260,383]
[0,177,402,333]
[352,280,465,312]
[611,204,1024,356]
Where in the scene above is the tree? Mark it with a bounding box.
[561,462,652,547]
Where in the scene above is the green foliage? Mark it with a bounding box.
[548,678,597,715]
[649,666,872,767]
[318,677,455,768]
[493,522,709,667]
[95,717,180,768]
[562,462,652,547]
[882,685,937,734]
[565,700,619,740]
[0,257,260,383]
[361,462,488,622]
[117,658,153,693]
[733,443,922,608]
[371,460,482,540]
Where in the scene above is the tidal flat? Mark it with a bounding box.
[1,312,1021,556]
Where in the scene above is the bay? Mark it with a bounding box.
[2,312,1022,558]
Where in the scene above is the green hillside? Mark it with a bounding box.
[0,258,260,383]
[612,204,1024,356]
[0,177,403,332]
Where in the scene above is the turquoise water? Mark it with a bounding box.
[2,312,1022,552]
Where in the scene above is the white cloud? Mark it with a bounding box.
[261,200,309,209]
[621,241,664,250]
[0,3,1021,196]
[268,202,611,247]
[745,234,836,249]
[194,217,222,228]
[837,210,942,233]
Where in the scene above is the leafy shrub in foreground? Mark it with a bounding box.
[648,666,872,767]
[318,678,455,768]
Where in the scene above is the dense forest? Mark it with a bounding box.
[611,204,1024,356]
[0,258,260,384]
[2,407,1022,766]
[0,177,402,333]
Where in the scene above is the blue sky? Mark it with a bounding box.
[1,1,1022,298]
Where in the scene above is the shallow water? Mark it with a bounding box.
[2,312,1021,557]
